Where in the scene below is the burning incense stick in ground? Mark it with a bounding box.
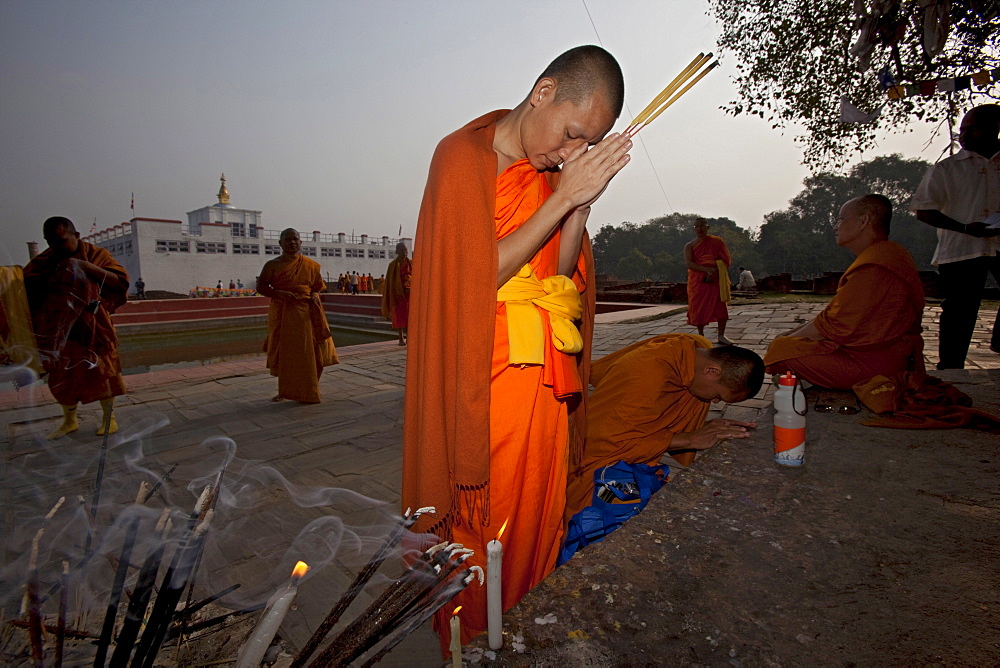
[358,567,484,668]
[55,560,68,668]
[292,506,435,667]
[624,53,719,138]
[311,543,479,667]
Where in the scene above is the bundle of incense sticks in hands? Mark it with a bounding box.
[624,53,719,138]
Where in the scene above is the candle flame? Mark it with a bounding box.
[496,518,509,541]
[291,561,309,578]
[452,605,462,615]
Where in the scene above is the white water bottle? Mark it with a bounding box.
[773,372,806,466]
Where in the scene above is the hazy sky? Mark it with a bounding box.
[1,0,953,265]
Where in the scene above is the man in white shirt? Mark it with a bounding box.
[911,104,1000,368]
[737,266,756,291]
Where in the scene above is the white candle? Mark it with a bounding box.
[449,606,462,668]
[237,561,308,668]
[487,519,508,650]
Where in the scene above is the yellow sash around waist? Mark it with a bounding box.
[497,265,583,365]
[717,260,731,303]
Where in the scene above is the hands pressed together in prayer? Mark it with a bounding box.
[555,132,632,214]
[669,418,757,451]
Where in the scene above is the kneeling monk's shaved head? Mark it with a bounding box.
[707,345,765,399]
[535,45,625,118]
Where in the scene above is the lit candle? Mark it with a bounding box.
[237,561,309,668]
[487,519,508,650]
[449,606,462,668]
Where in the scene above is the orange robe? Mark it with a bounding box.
[259,254,338,403]
[764,240,925,390]
[380,257,412,328]
[23,241,128,405]
[687,235,731,326]
[566,334,712,519]
[402,110,594,646]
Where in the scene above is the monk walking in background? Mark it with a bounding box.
[23,216,129,439]
[566,334,764,519]
[381,242,412,345]
[402,45,632,646]
[685,218,733,344]
[257,228,338,403]
[764,195,925,389]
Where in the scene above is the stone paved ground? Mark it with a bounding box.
[1,302,996,665]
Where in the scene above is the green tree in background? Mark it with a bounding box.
[592,154,936,282]
[707,0,999,169]
[593,213,759,282]
[756,154,936,275]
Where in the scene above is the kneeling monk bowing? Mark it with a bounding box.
[764,194,925,389]
[402,45,632,645]
[566,334,764,519]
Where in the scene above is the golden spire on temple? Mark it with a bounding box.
[217,173,231,205]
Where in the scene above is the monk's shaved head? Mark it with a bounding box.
[852,194,892,236]
[706,345,765,399]
[279,228,299,240]
[535,45,625,118]
[43,216,77,235]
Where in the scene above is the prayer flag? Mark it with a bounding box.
[839,96,882,123]
[919,81,937,96]
[877,67,895,90]
[955,76,971,91]
[972,71,991,86]
[937,78,956,92]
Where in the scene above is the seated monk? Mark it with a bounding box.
[23,216,129,439]
[256,228,339,403]
[566,333,765,520]
[764,194,926,390]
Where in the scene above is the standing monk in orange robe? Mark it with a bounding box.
[566,334,764,519]
[685,218,733,344]
[257,228,338,403]
[402,45,632,646]
[380,242,412,346]
[764,195,925,390]
[23,217,129,439]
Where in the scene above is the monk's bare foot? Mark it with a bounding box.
[96,414,118,436]
[47,421,79,440]
[717,335,735,345]
[271,395,284,402]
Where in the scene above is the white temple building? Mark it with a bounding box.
[82,175,412,294]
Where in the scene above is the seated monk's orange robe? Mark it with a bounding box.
[764,240,925,390]
[259,254,338,403]
[380,256,412,328]
[23,241,128,405]
[687,234,731,326]
[566,334,712,519]
[401,110,594,648]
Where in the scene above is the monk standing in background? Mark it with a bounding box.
[24,216,129,439]
[566,334,764,519]
[402,45,631,645]
[257,228,338,403]
[381,242,412,346]
[685,218,733,344]
[764,195,925,389]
